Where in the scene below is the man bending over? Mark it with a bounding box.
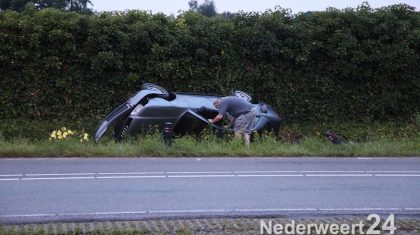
[208,96,256,145]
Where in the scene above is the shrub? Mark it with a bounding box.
[0,4,418,124]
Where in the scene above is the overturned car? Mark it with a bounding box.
[95,83,281,142]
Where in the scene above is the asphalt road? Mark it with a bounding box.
[0,157,419,223]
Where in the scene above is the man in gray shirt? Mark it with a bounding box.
[208,96,256,145]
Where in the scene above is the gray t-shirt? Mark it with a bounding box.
[218,96,254,118]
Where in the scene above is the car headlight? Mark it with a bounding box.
[130,104,144,116]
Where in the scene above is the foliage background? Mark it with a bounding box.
[0,3,419,130]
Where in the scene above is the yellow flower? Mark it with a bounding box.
[50,131,57,138]
[61,127,66,131]
[57,130,62,136]
[80,133,89,142]
[58,135,63,139]
[63,132,68,138]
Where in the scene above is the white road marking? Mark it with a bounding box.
[1,170,420,181]
[0,174,23,177]
[237,174,304,177]
[22,177,95,181]
[97,175,165,179]
[168,174,236,178]
[305,174,374,177]
[1,208,419,218]
[406,208,420,211]
[319,208,401,211]
[25,173,95,176]
[234,170,299,173]
[375,174,420,177]
[166,171,232,174]
[97,172,164,175]
[369,171,420,173]
[235,208,318,212]
[62,211,148,216]
[1,213,57,218]
[301,171,365,173]
[149,209,228,214]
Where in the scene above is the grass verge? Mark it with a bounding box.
[0,119,418,157]
[0,134,418,157]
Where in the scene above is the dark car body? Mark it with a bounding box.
[95,83,281,142]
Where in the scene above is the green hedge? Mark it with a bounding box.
[0,3,419,124]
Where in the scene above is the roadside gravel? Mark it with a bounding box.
[1,216,419,234]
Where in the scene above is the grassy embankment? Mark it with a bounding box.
[0,119,418,157]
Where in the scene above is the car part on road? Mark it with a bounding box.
[325,130,350,144]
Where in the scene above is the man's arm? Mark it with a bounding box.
[208,114,223,124]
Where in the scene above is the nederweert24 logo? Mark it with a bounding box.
[260,214,396,235]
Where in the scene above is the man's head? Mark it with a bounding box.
[213,98,222,109]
